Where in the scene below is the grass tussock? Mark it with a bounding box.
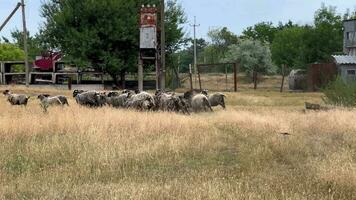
[0,86,355,199]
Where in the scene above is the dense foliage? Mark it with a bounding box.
[224,39,274,89]
[40,0,186,85]
[0,42,24,61]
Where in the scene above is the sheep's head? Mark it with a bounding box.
[108,91,119,97]
[37,94,46,100]
[201,89,209,96]
[73,90,84,97]
[3,90,10,96]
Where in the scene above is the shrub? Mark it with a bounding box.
[322,76,356,107]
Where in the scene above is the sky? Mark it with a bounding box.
[0,0,355,41]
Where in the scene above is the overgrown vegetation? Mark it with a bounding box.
[323,77,356,107]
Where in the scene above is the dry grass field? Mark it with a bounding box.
[0,82,355,199]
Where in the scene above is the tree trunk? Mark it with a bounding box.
[111,74,119,88]
[173,66,180,88]
[120,70,126,89]
[253,70,258,90]
[280,64,286,93]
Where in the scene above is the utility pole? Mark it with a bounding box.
[190,16,200,87]
[160,0,165,89]
[21,0,30,87]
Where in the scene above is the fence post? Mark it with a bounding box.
[234,63,237,92]
[189,64,193,90]
[197,65,202,90]
[68,77,72,90]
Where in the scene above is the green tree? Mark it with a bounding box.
[271,26,309,92]
[310,4,343,62]
[177,38,207,72]
[0,43,25,61]
[40,0,186,86]
[242,22,277,44]
[224,39,274,89]
[205,27,238,63]
[11,30,43,61]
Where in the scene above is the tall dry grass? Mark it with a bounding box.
[0,86,355,199]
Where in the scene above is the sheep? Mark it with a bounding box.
[3,90,30,106]
[208,93,226,109]
[125,91,155,111]
[37,94,63,105]
[183,89,209,108]
[73,89,85,97]
[107,92,133,108]
[75,91,103,107]
[41,94,69,106]
[56,95,69,106]
[191,94,213,112]
[155,91,190,114]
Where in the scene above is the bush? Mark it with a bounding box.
[322,77,356,107]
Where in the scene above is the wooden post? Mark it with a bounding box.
[21,0,30,87]
[138,57,143,91]
[189,64,193,90]
[160,0,165,90]
[225,65,228,91]
[280,64,286,93]
[197,65,202,90]
[233,63,237,92]
[68,77,72,90]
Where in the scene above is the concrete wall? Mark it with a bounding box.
[344,20,356,55]
[339,65,356,82]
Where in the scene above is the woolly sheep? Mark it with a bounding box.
[41,94,69,106]
[3,90,30,106]
[191,94,213,112]
[37,94,62,105]
[107,92,133,108]
[125,91,155,110]
[208,93,226,109]
[75,91,103,107]
[155,91,189,114]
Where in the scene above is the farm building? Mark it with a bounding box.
[331,19,356,82]
[332,55,356,82]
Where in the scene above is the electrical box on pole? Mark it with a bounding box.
[139,4,159,91]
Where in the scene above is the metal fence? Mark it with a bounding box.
[195,63,238,92]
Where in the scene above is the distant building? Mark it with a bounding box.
[343,19,356,56]
[332,19,356,82]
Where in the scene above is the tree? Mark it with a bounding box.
[11,30,43,61]
[271,26,308,92]
[40,0,186,87]
[177,38,207,72]
[0,43,25,61]
[309,4,343,62]
[242,22,277,44]
[224,39,274,89]
[206,27,238,63]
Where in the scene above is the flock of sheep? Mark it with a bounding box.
[2,89,226,114]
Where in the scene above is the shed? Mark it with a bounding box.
[332,55,356,82]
